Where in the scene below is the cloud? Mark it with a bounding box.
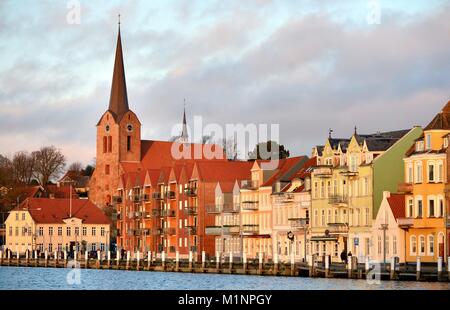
[0,1,449,165]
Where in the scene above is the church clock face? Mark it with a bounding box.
[127,124,133,132]
[105,124,110,132]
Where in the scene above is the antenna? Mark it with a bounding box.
[118,14,121,26]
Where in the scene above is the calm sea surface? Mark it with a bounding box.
[0,266,448,290]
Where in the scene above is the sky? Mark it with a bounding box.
[0,0,449,165]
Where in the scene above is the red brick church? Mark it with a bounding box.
[88,25,254,256]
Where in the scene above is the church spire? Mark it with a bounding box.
[179,99,189,143]
[108,16,129,120]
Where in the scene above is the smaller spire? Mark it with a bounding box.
[328,128,333,139]
[354,126,358,135]
[178,99,189,143]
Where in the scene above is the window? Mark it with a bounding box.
[321,210,325,226]
[105,165,110,175]
[48,243,53,252]
[327,210,332,224]
[9,227,12,236]
[127,136,131,151]
[101,227,105,236]
[410,236,417,255]
[75,227,79,236]
[377,236,382,255]
[58,227,62,236]
[15,213,18,221]
[438,197,444,217]
[82,227,87,236]
[22,213,25,221]
[314,182,318,199]
[428,235,434,256]
[445,138,449,148]
[100,243,105,251]
[428,162,435,182]
[66,227,71,236]
[103,136,107,153]
[179,238,182,247]
[429,198,435,217]
[419,235,425,255]
[48,227,53,236]
[437,161,443,182]
[393,236,397,255]
[385,236,390,255]
[108,136,112,153]
[407,164,413,183]
[407,199,414,217]
[426,133,431,150]
[415,162,423,183]
[417,198,423,218]
[416,141,424,152]
[22,227,26,236]
[365,208,370,226]
[314,210,318,226]
[38,227,43,236]
[92,227,96,236]
[92,243,96,252]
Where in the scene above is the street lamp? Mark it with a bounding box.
[379,223,389,271]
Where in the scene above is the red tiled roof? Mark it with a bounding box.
[218,181,237,193]
[387,194,405,220]
[261,156,308,186]
[140,140,226,170]
[17,198,111,224]
[195,161,253,182]
[424,100,450,130]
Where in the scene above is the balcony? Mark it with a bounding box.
[241,201,259,211]
[169,246,176,253]
[127,229,136,236]
[151,208,161,217]
[206,204,222,214]
[296,200,310,209]
[127,212,136,219]
[328,195,349,205]
[205,226,222,235]
[397,217,414,229]
[314,167,332,178]
[152,192,163,200]
[398,182,413,194]
[134,211,150,219]
[138,228,151,235]
[184,206,198,216]
[165,191,176,200]
[162,227,176,236]
[242,224,259,234]
[326,223,349,234]
[340,168,358,177]
[241,180,259,190]
[133,195,141,203]
[185,226,197,235]
[142,194,151,202]
[289,218,309,229]
[222,225,240,235]
[112,196,123,204]
[223,204,240,213]
[184,187,197,197]
[116,229,121,237]
[161,209,176,217]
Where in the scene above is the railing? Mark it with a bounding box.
[152,192,163,200]
[205,226,222,235]
[127,229,136,236]
[223,204,240,213]
[328,195,349,205]
[184,187,197,197]
[151,208,160,217]
[397,217,414,228]
[206,204,222,213]
[289,218,309,228]
[241,201,259,211]
[162,227,176,235]
[142,194,151,201]
[165,191,176,200]
[161,210,176,217]
[127,212,136,219]
[133,195,141,203]
[112,196,123,204]
[326,223,349,234]
[242,224,259,234]
[184,206,198,216]
[222,225,240,235]
[314,167,332,178]
[241,180,259,190]
[296,200,310,209]
[137,228,151,235]
[185,226,197,235]
[398,182,413,193]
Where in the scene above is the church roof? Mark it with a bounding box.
[108,26,129,122]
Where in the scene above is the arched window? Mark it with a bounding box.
[410,235,417,255]
[428,235,434,256]
[103,136,107,153]
[419,235,425,255]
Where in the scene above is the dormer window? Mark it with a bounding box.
[416,141,424,152]
[426,134,431,150]
[444,138,449,149]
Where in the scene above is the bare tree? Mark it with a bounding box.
[0,154,13,187]
[12,151,36,184]
[221,138,239,160]
[33,146,66,185]
[68,162,83,172]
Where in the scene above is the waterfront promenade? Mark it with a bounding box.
[1,250,449,283]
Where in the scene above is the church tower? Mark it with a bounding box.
[89,22,141,207]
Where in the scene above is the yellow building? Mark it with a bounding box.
[311,127,422,262]
[5,198,111,254]
[401,101,449,263]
